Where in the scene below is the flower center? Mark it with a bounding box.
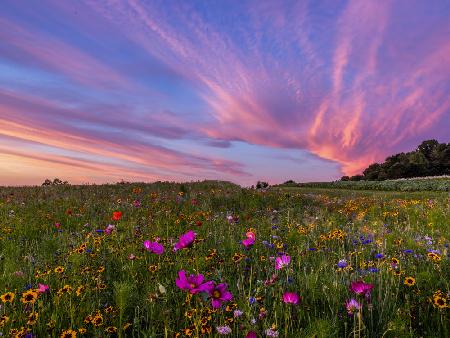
[212,290,221,298]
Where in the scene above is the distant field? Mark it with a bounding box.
[0,182,448,337]
[276,176,450,191]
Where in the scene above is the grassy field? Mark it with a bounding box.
[0,182,448,337]
[276,177,450,191]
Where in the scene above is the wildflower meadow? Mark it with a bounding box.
[0,181,448,337]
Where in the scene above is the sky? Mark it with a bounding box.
[0,0,449,186]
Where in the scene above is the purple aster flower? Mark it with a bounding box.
[216,326,232,335]
[337,259,348,268]
[233,309,243,318]
[104,224,115,235]
[265,328,279,337]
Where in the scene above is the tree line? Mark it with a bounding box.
[341,140,450,181]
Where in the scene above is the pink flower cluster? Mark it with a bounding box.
[176,270,233,309]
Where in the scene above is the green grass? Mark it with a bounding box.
[0,182,448,337]
[276,177,450,191]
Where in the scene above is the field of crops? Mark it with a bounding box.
[0,182,448,337]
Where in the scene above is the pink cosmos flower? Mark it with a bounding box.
[282,291,300,305]
[128,253,136,260]
[38,283,49,293]
[173,230,196,251]
[246,331,257,338]
[206,283,233,309]
[275,254,291,270]
[242,231,256,248]
[350,281,374,296]
[143,240,164,255]
[176,270,213,294]
[345,298,361,315]
[54,223,61,229]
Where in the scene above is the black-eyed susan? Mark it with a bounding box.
[27,312,38,325]
[83,315,92,324]
[184,309,195,319]
[105,326,117,333]
[74,247,84,254]
[91,313,103,327]
[182,327,194,336]
[21,289,38,304]
[404,277,415,287]
[78,328,87,334]
[96,283,107,290]
[148,265,159,273]
[0,314,10,327]
[9,328,19,335]
[54,266,65,274]
[201,325,212,334]
[232,253,244,263]
[427,252,441,262]
[433,295,447,309]
[57,285,72,296]
[76,285,86,297]
[60,329,77,338]
[0,291,15,303]
[80,267,91,275]
[123,322,132,331]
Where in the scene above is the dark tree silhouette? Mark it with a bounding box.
[344,140,450,181]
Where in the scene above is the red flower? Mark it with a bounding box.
[112,211,122,221]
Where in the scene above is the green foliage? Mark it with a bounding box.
[295,177,449,191]
[353,139,450,181]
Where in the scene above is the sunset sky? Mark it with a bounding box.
[1,0,449,186]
